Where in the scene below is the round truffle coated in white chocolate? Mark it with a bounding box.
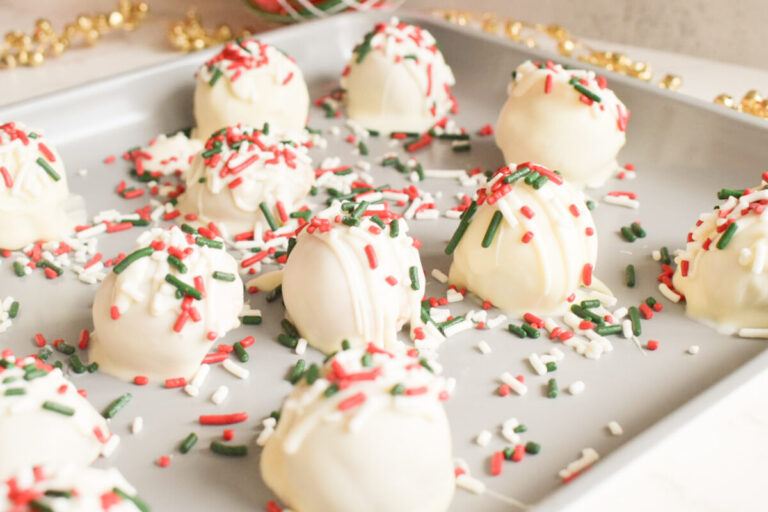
[0,353,112,481]
[177,124,314,235]
[449,164,598,314]
[673,179,768,332]
[340,18,456,134]
[495,61,630,188]
[90,226,243,382]
[261,346,455,512]
[2,464,146,512]
[135,131,203,178]
[0,122,81,250]
[194,39,309,140]
[281,203,427,354]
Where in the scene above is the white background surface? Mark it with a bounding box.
[2,1,768,510]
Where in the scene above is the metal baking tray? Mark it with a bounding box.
[2,10,767,511]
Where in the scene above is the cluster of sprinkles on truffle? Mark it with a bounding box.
[509,60,630,132]
[275,345,451,452]
[127,131,203,179]
[340,17,458,122]
[0,349,114,456]
[197,38,300,100]
[0,122,62,198]
[2,464,148,512]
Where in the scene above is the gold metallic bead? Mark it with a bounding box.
[77,15,93,31]
[1,54,17,69]
[557,39,575,56]
[63,23,80,39]
[16,49,29,65]
[546,24,569,42]
[135,2,149,16]
[714,94,736,109]
[29,50,44,66]
[51,40,67,55]
[482,18,500,34]
[658,74,682,90]
[504,20,522,40]
[192,38,206,50]
[108,11,125,27]
[215,25,232,40]
[85,28,101,45]
[522,37,536,48]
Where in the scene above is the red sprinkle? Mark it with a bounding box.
[646,340,659,351]
[582,263,593,287]
[134,376,149,386]
[165,377,187,389]
[364,244,378,269]
[77,329,90,350]
[199,412,249,425]
[338,392,366,411]
[223,429,235,441]
[156,455,171,468]
[491,451,504,476]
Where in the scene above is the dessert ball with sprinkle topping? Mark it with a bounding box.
[495,60,630,188]
[194,39,310,140]
[448,164,598,314]
[177,124,315,235]
[340,18,457,134]
[0,352,112,481]
[673,176,768,333]
[261,345,455,512]
[2,464,147,512]
[0,121,84,250]
[280,202,430,354]
[90,226,244,382]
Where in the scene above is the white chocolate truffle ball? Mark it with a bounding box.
[340,18,456,134]
[495,61,630,188]
[281,203,428,353]
[2,464,147,512]
[261,346,455,512]
[194,39,309,140]
[91,226,243,382]
[448,164,598,314]
[673,179,768,332]
[177,124,314,235]
[0,122,81,250]
[134,131,203,178]
[0,352,112,481]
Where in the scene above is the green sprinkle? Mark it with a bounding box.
[282,319,299,338]
[387,218,399,238]
[54,342,75,355]
[382,156,399,167]
[545,361,557,372]
[361,352,373,367]
[37,346,52,361]
[165,274,202,300]
[481,210,504,248]
[452,142,471,153]
[113,247,154,275]
[390,383,406,395]
[69,354,86,374]
[42,401,75,416]
[573,83,601,102]
[620,226,637,242]
[112,488,149,512]
[259,201,278,231]
[289,359,306,384]
[631,222,646,238]
[179,432,198,454]
[571,304,603,324]
[513,424,527,433]
[167,255,188,274]
[445,201,477,255]
[103,393,132,419]
[212,271,235,282]
[508,324,527,338]
[201,147,220,159]
[351,201,369,220]
[87,362,98,373]
[586,200,596,210]
[660,246,671,265]
[547,378,559,398]
[24,369,47,380]
[8,301,19,319]
[181,223,197,235]
[419,358,434,373]
[233,342,249,363]
[278,333,298,349]
[266,285,282,303]
[580,299,601,309]
[324,383,340,397]
[305,363,319,385]
[440,315,465,333]
[358,141,369,156]
[195,236,223,249]
[409,266,420,290]
[208,67,223,86]
[242,315,262,325]
[43,490,73,498]
[533,173,549,189]
[503,166,531,183]
[717,188,745,200]
[595,324,622,336]
[262,122,270,135]
[4,388,25,396]
[625,264,636,287]
[210,440,247,457]
[525,441,541,454]
[524,171,540,185]
[521,323,540,338]
[13,261,26,277]
[37,157,60,181]
[414,162,425,181]
[38,259,62,275]
[341,339,351,350]
[717,222,738,249]
[628,306,642,336]
[29,501,54,512]
[369,215,386,229]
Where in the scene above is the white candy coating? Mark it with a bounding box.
[261,346,455,512]
[2,464,145,512]
[340,18,456,134]
[0,357,111,481]
[194,39,309,140]
[449,164,598,314]
[673,180,768,332]
[281,203,427,353]
[91,226,243,381]
[0,122,82,250]
[495,61,629,188]
[135,131,203,177]
[178,124,314,235]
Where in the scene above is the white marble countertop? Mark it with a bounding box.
[2,2,767,511]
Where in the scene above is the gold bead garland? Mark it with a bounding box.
[167,10,261,53]
[0,1,148,70]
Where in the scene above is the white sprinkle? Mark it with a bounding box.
[607,421,624,436]
[651,249,661,261]
[211,385,229,404]
[558,448,600,480]
[658,283,682,303]
[687,345,700,355]
[183,385,199,397]
[549,347,565,361]
[77,168,88,176]
[612,307,628,320]
[444,209,463,219]
[443,316,473,337]
[738,328,768,339]
[131,417,143,434]
[76,223,107,239]
[415,208,440,220]
[431,268,449,283]
[602,194,639,209]
[622,319,633,339]
[568,381,585,395]
[424,169,468,179]
[476,340,491,355]
[256,426,274,447]
[528,353,547,376]
[456,474,486,494]
[101,434,121,457]
[222,359,249,379]
[486,313,508,329]
[500,372,528,395]
[475,430,492,447]
[190,363,210,389]
[430,308,451,323]
[446,288,464,303]
[295,338,307,355]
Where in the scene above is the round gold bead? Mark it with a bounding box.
[108,11,125,28]
[192,38,206,50]
[16,49,29,65]
[51,40,67,55]
[523,37,536,48]
[557,39,575,56]
[77,15,93,31]
[504,20,522,40]
[547,24,569,41]
[63,23,80,39]
[2,53,17,69]
[482,18,500,34]
[35,18,53,32]
[659,73,682,90]
[714,94,735,109]
[29,50,44,66]
[85,28,101,45]
[215,25,232,41]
